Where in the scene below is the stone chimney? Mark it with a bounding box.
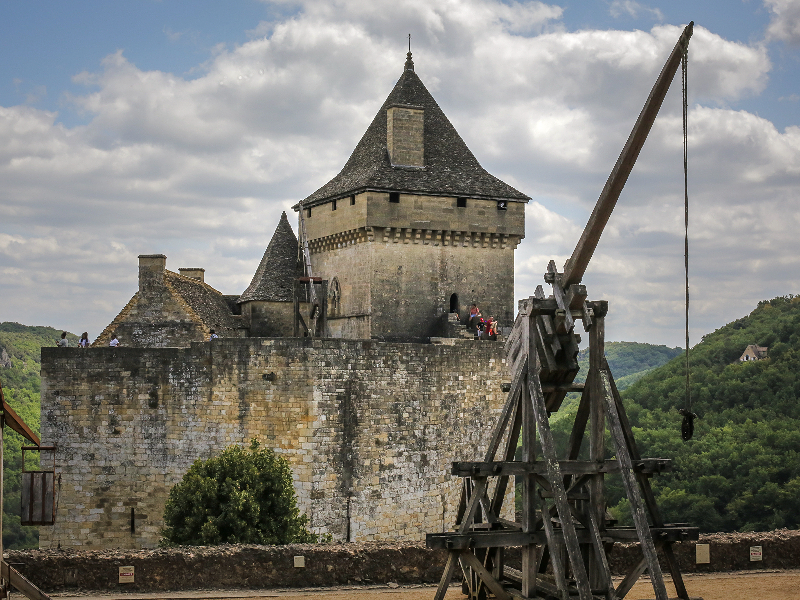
[138,254,167,298]
[179,268,205,283]
[387,104,424,168]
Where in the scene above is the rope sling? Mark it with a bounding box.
[679,47,697,441]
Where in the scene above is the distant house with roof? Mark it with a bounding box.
[739,344,768,362]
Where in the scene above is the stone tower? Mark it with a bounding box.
[295,53,529,342]
[238,211,303,336]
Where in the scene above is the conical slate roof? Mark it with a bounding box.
[299,54,529,206]
[239,212,302,303]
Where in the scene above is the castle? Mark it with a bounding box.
[40,53,529,548]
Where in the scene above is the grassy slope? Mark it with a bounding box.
[553,341,682,423]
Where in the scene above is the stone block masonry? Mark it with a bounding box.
[40,338,510,549]
[10,531,800,593]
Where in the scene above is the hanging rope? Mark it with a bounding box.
[679,47,697,441]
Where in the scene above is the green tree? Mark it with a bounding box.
[161,440,317,546]
[0,321,70,549]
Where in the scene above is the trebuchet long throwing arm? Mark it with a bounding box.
[562,22,694,288]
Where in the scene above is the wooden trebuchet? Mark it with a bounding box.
[426,22,700,600]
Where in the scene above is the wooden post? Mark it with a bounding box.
[601,370,668,600]
[1,417,4,562]
[521,372,537,597]
[588,313,606,589]
[293,280,300,338]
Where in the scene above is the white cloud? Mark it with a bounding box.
[0,1,796,348]
[609,1,664,21]
[765,0,800,45]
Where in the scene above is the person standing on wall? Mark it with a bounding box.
[469,304,481,330]
[56,332,68,347]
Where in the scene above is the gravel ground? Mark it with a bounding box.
[51,569,800,599]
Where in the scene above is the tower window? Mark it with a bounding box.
[306,207,312,217]
[350,195,356,205]
[389,192,400,203]
[497,200,508,211]
[457,197,467,208]
[332,199,337,211]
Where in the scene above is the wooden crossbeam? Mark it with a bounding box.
[452,458,672,477]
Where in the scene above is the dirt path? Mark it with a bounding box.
[54,569,800,599]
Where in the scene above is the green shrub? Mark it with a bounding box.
[161,440,317,546]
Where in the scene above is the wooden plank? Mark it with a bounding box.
[538,314,563,358]
[433,554,460,600]
[562,22,694,287]
[616,556,648,600]
[581,302,594,331]
[588,313,606,589]
[587,506,617,600]
[458,478,488,534]
[529,373,593,600]
[547,261,575,333]
[484,359,525,463]
[1,560,52,600]
[459,551,512,600]
[565,284,588,309]
[600,370,668,600]
[432,477,490,600]
[427,525,697,550]
[490,384,525,519]
[542,382,584,393]
[452,459,671,477]
[604,364,690,600]
[533,317,558,373]
[1,398,41,446]
[538,491,569,599]
[566,382,591,461]
[521,370,537,598]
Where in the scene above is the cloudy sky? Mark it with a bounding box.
[1,0,799,348]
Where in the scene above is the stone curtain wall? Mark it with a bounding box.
[40,338,508,549]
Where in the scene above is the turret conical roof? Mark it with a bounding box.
[239,212,302,303]
[299,56,529,206]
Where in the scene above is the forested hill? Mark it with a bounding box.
[0,323,78,549]
[574,341,683,389]
[617,296,800,532]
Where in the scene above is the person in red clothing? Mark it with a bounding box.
[486,317,498,340]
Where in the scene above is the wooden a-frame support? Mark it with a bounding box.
[427,286,700,600]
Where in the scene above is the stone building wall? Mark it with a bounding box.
[40,338,510,549]
[306,192,523,341]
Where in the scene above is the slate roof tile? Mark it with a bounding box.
[165,271,239,335]
[298,55,529,207]
[239,211,303,303]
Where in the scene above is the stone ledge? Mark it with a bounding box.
[10,530,800,593]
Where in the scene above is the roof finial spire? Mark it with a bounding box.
[405,34,414,71]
